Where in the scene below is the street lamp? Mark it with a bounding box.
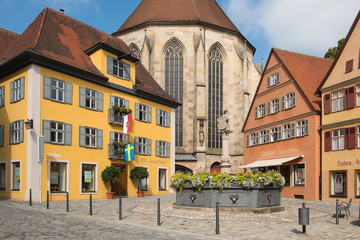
[25,119,33,130]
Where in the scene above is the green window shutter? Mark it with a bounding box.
[79,126,86,147]
[64,124,72,145]
[291,123,295,138]
[20,77,25,100]
[110,96,115,107]
[124,62,130,80]
[0,86,4,107]
[0,125,4,146]
[255,132,259,145]
[156,109,160,125]
[276,98,280,112]
[79,87,86,108]
[10,81,14,103]
[43,76,51,100]
[292,92,296,107]
[254,106,258,119]
[267,101,271,115]
[9,122,13,145]
[135,103,140,120]
[97,92,103,112]
[266,130,270,143]
[43,120,51,143]
[155,140,160,156]
[64,82,73,104]
[124,134,129,143]
[147,139,152,155]
[277,126,282,140]
[147,106,152,123]
[304,119,309,135]
[107,56,114,75]
[281,96,285,110]
[110,132,115,142]
[19,120,24,143]
[125,99,129,109]
[97,129,103,149]
[166,111,170,127]
[267,76,270,87]
[134,137,139,154]
[246,134,249,146]
[166,142,170,157]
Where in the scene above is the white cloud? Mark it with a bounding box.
[225,0,359,57]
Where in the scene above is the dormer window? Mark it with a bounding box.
[107,56,130,81]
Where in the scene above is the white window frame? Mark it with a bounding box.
[157,140,168,157]
[158,167,168,192]
[332,129,345,150]
[48,160,70,195]
[331,89,345,112]
[138,137,148,155]
[356,170,360,197]
[294,163,305,187]
[256,103,266,119]
[12,121,21,144]
[158,110,168,127]
[86,89,97,110]
[296,120,308,137]
[13,78,22,102]
[85,127,97,148]
[0,161,7,192]
[284,92,295,109]
[330,171,347,196]
[268,72,279,87]
[283,124,291,140]
[259,130,267,144]
[249,132,257,146]
[270,127,278,142]
[10,160,21,192]
[50,122,64,144]
[270,98,280,114]
[139,104,148,122]
[80,162,98,194]
[51,78,65,102]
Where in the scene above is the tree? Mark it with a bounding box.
[324,38,345,60]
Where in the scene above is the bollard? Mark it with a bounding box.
[29,189,32,206]
[66,192,69,212]
[119,196,122,220]
[336,199,339,225]
[298,203,309,234]
[90,194,93,216]
[47,190,49,209]
[216,201,220,235]
[157,198,161,226]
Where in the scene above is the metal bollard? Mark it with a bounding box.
[89,194,93,216]
[119,196,122,220]
[29,189,32,206]
[47,190,49,209]
[66,192,69,212]
[336,199,339,225]
[157,198,161,226]
[216,201,220,234]
[298,203,309,234]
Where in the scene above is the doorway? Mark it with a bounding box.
[210,162,221,174]
[111,164,127,196]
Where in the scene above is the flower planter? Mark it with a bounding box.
[106,192,115,199]
[137,191,144,198]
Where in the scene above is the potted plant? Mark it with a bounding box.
[101,165,120,199]
[130,166,149,197]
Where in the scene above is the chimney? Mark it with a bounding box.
[60,9,65,14]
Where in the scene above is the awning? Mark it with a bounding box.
[239,155,304,169]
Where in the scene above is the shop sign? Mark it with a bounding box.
[337,159,360,167]
[261,148,298,157]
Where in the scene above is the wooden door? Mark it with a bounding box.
[111,164,127,196]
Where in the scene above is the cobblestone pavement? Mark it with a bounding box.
[0,194,359,239]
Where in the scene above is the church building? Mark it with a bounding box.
[113,0,262,173]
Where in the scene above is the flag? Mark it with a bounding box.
[125,143,134,162]
[123,114,132,133]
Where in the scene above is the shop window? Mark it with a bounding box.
[280,165,290,186]
[356,170,360,197]
[81,164,96,193]
[330,171,347,197]
[11,161,20,191]
[0,162,6,191]
[50,162,67,193]
[294,164,305,186]
[268,166,278,172]
[158,168,167,191]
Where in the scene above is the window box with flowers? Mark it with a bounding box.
[109,105,132,125]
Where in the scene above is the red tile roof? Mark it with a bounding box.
[0,7,178,105]
[0,28,19,61]
[273,48,333,111]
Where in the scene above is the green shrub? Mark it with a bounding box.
[101,166,120,183]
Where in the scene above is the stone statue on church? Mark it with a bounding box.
[217,110,232,173]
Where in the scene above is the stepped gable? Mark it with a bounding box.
[0,7,177,104]
[0,28,20,61]
[273,48,333,111]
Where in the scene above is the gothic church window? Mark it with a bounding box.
[129,43,141,60]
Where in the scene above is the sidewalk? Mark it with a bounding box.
[1,194,359,239]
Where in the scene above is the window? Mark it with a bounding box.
[208,45,223,149]
[345,59,353,73]
[79,87,103,111]
[135,103,151,123]
[107,56,130,80]
[156,109,170,127]
[255,103,266,119]
[0,125,4,147]
[356,85,360,107]
[135,137,151,155]
[332,129,345,150]
[158,168,167,191]
[259,130,268,144]
[10,77,24,103]
[109,96,130,125]
[110,132,129,143]
[0,162,6,191]
[268,98,280,114]
[356,170,360,197]
[267,72,279,87]
[280,165,290,186]
[282,92,296,110]
[11,161,20,191]
[81,163,97,193]
[283,124,291,140]
[129,43,141,60]
[294,164,305,186]
[332,89,345,112]
[109,132,129,159]
[0,85,4,107]
[247,132,258,147]
[270,127,278,142]
[50,162,68,193]
[43,77,72,104]
[110,96,129,108]
[79,127,103,149]
[296,119,309,137]
[330,171,347,197]
[10,120,24,145]
[156,140,170,157]
[43,120,71,145]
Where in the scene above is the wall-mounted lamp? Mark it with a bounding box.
[25,119,33,130]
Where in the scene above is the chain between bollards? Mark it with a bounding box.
[216,201,220,235]
[157,198,161,226]
[336,199,339,225]
[89,194,93,216]
[46,190,49,209]
[29,189,32,206]
[119,196,122,220]
[66,192,69,212]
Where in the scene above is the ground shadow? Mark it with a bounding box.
[350,220,360,226]
[291,229,305,234]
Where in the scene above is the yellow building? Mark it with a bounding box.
[316,11,360,202]
[0,8,180,202]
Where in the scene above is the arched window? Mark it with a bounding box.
[165,42,183,147]
[208,46,223,149]
[129,43,141,60]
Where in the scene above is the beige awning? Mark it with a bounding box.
[239,155,304,169]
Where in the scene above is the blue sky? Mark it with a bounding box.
[0,0,359,64]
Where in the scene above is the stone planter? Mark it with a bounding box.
[176,185,281,208]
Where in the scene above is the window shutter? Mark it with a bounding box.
[292,92,296,107]
[79,126,86,147]
[79,87,86,108]
[97,92,103,112]
[20,77,25,100]
[147,139,152,155]
[155,140,160,156]
[124,134,129,143]
[147,106,152,123]
[135,103,140,120]
[324,131,331,152]
[324,94,331,114]
[266,129,270,143]
[124,62,130,80]
[110,96,115,107]
[348,127,356,149]
[0,125,4,146]
[9,122,13,145]
[64,82,73,104]
[255,132,259,145]
[276,72,280,82]
[97,129,103,149]
[276,98,280,112]
[166,142,170,157]
[254,106,258,119]
[345,59,353,73]
[125,99,129,109]
[166,111,170,127]
[19,120,24,143]
[267,76,270,87]
[43,76,51,100]
[107,56,114,75]
[277,126,282,140]
[42,120,51,143]
[110,132,115,142]
[290,123,295,138]
[281,96,285,110]
[267,101,271,114]
[359,49,360,69]
[345,128,349,149]
[246,134,249,146]
[134,137,139,154]
[156,109,161,125]
[304,119,309,135]
[10,81,14,103]
[347,86,355,109]
[0,86,4,107]
[64,124,72,145]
